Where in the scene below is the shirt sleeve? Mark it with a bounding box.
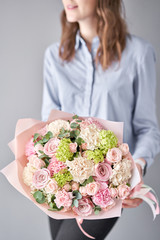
[132,44,160,168]
[41,46,61,121]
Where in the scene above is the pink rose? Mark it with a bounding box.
[34,143,44,156]
[25,138,36,157]
[28,155,45,169]
[43,138,60,157]
[118,184,130,200]
[106,148,122,163]
[54,190,73,208]
[81,143,87,150]
[92,188,112,208]
[94,162,112,181]
[47,157,66,176]
[109,188,118,198]
[45,179,58,194]
[72,197,94,217]
[33,169,50,189]
[86,182,100,196]
[69,142,77,153]
[119,143,129,156]
[79,186,88,196]
[63,183,71,192]
[71,182,80,191]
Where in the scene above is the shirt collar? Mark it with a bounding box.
[75,29,100,51]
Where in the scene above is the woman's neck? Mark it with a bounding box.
[78,17,98,52]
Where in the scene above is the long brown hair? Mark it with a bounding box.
[59,0,130,70]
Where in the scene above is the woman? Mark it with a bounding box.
[41,0,160,239]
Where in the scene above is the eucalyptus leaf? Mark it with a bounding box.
[33,191,45,204]
[73,199,79,207]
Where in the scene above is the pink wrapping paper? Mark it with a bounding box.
[0,109,141,220]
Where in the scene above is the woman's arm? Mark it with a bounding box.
[132,43,160,170]
[41,46,61,121]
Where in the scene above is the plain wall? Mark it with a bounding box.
[0,0,160,239]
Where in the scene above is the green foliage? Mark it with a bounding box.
[33,191,46,204]
[80,176,94,187]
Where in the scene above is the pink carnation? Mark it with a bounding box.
[33,169,50,189]
[106,148,122,163]
[69,142,77,153]
[54,189,73,209]
[43,138,60,157]
[92,188,112,208]
[94,162,112,181]
[25,138,36,157]
[80,118,103,130]
[72,197,94,217]
[47,157,67,176]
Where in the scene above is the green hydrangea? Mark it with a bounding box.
[55,138,73,162]
[97,130,118,155]
[86,149,104,164]
[53,169,73,187]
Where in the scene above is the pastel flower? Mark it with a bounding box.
[69,142,77,153]
[47,157,67,176]
[63,183,71,192]
[71,182,80,191]
[109,188,119,198]
[44,138,60,157]
[79,186,88,196]
[34,143,44,156]
[118,184,130,199]
[92,188,112,208]
[94,162,112,181]
[102,199,115,211]
[25,138,36,157]
[33,169,50,189]
[119,143,129,156]
[54,189,73,208]
[46,120,70,137]
[72,197,94,217]
[96,181,108,191]
[28,154,45,169]
[85,182,100,196]
[106,148,122,163]
[81,143,87,150]
[45,179,58,194]
[66,156,95,184]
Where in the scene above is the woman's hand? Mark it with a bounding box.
[122,159,146,208]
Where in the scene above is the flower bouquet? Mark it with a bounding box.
[1,109,159,239]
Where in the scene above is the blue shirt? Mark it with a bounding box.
[41,30,160,168]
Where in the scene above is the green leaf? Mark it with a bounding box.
[94,209,100,215]
[72,114,79,119]
[33,133,40,142]
[73,190,82,200]
[76,119,82,122]
[73,199,79,207]
[126,183,131,187]
[80,176,94,186]
[33,191,45,204]
[94,205,101,215]
[38,150,44,154]
[70,122,80,129]
[48,206,64,211]
[75,137,85,145]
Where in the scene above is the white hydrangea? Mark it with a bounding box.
[22,163,37,186]
[109,157,132,186]
[79,123,101,150]
[66,156,95,184]
[46,120,70,137]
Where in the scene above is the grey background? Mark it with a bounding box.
[0,0,160,239]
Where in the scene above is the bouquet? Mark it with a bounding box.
[1,109,159,239]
